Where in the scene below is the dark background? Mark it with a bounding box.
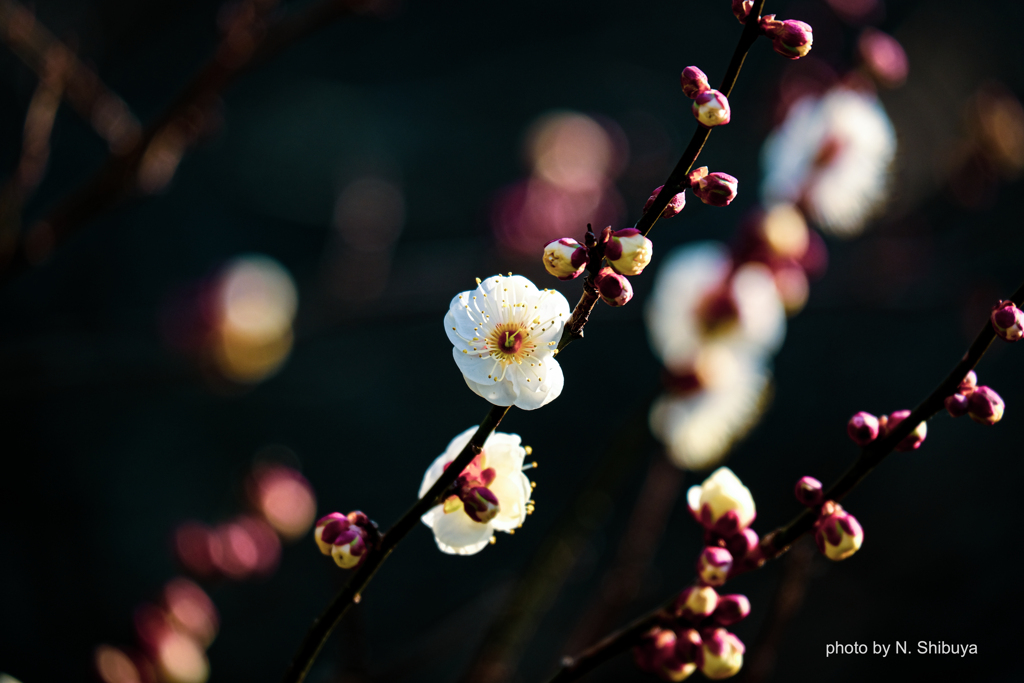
[1,0,1022,682]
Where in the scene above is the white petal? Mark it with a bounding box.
[430,510,494,555]
[511,358,564,410]
[732,263,786,356]
[480,435,525,478]
[452,346,499,385]
[464,375,517,406]
[686,485,702,515]
[490,471,531,531]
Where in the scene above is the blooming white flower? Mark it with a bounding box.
[761,87,896,237]
[645,242,785,372]
[649,346,770,470]
[446,274,570,410]
[419,427,533,555]
[686,467,756,535]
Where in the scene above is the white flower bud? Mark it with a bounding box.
[686,467,756,535]
[605,229,653,276]
[542,238,589,280]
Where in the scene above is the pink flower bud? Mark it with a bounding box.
[945,393,969,418]
[958,370,978,396]
[605,228,653,276]
[330,527,368,569]
[594,267,633,307]
[688,166,708,186]
[680,66,711,99]
[644,185,687,218]
[967,386,1005,426]
[846,411,879,446]
[700,628,745,680]
[542,238,589,280]
[697,547,733,587]
[633,628,697,681]
[724,528,759,561]
[991,301,1024,342]
[793,476,823,507]
[711,594,751,627]
[691,172,739,207]
[692,89,731,128]
[460,486,501,523]
[858,28,908,88]
[886,410,927,452]
[314,512,348,555]
[674,585,719,622]
[813,501,863,561]
[674,627,703,665]
[760,15,813,60]
[731,0,753,24]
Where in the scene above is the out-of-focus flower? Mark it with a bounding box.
[247,465,316,541]
[680,66,710,99]
[858,28,908,88]
[711,594,751,627]
[674,585,719,622]
[606,229,653,276]
[885,410,927,451]
[697,546,733,586]
[594,266,634,307]
[542,238,589,280]
[446,275,569,410]
[163,579,218,648]
[649,346,770,470]
[762,88,896,237]
[968,386,1005,425]
[793,476,823,507]
[691,172,739,207]
[760,15,814,60]
[991,301,1024,341]
[645,185,687,218]
[634,628,697,681]
[419,427,533,555]
[813,501,863,561]
[700,628,745,680]
[646,242,785,370]
[693,90,731,128]
[846,411,879,445]
[686,467,756,536]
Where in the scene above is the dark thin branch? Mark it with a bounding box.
[282,404,511,683]
[545,280,1024,682]
[634,0,766,238]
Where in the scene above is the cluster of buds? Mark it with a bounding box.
[991,300,1024,342]
[792,477,864,561]
[680,65,731,128]
[944,370,1005,425]
[687,468,763,577]
[846,409,927,452]
[729,3,813,61]
[634,586,751,680]
[314,511,379,569]
[642,166,738,224]
[542,225,654,308]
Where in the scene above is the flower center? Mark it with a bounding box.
[488,322,532,364]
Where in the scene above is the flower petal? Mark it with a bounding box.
[511,357,564,410]
[464,375,517,406]
[481,434,525,478]
[452,346,500,385]
[418,427,478,498]
[490,471,532,531]
[430,509,494,555]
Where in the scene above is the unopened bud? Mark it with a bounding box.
[814,501,863,561]
[945,393,969,418]
[594,267,633,307]
[793,476,823,507]
[687,467,756,536]
[968,386,1005,426]
[760,15,813,60]
[724,528,759,561]
[846,411,879,446]
[958,370,978,396]
[697,547,733,586]
[314,513,348,555]
[461,486,501,523]
[680,66,710,99]
[675,628,703,665]
[691,172,739,207]
[991,301,1024,342]
[675,585,719,622]
[633,628,696,681]
[731,0,753,24]
[700,628,745,680]
[711,594,751,627]
[645,185,687,218]
[542,238,589,280]
[330,527,368,569]
[606,228,653,276]
[886,410,927,452]
[692,90,731,128]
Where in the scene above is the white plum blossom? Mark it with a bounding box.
[761,87,896,237]
[649,345,770,470]
[687,466,757,535]
[419,427,533,555]
[446,274,570,410]
[645,242,785,373]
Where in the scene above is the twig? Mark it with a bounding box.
[544,279,1024,682]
